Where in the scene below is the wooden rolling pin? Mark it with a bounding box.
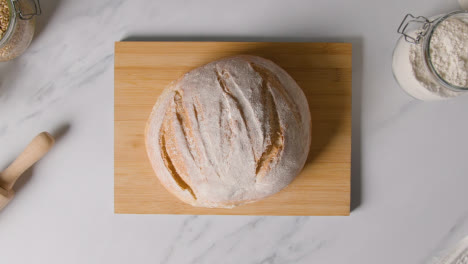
[0,132,55,211]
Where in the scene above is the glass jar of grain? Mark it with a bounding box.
[0,0,41,62]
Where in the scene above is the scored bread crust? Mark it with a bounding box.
[145,55,311,208]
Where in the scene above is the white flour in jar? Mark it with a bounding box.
[393,16,468,100]
[428,17,468,88]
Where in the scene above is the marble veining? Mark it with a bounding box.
[424,210,468,264]
[156,216,331,264]
[161,216,199,264]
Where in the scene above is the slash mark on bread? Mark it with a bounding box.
[250,62,301,123]
[174,91,198,163]
[254,71,285,180]
[216,69,258,161]
[159,131,197,199]
[216,66,285,181]
[174,91,219,179]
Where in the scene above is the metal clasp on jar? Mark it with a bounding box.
[397,14,434,44]
[13,0,41,20]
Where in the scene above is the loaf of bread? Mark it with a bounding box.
[145,55,311,208]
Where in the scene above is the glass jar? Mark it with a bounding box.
[0,0,41,62]
[392,11,468,101]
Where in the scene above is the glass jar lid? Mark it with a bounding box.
[13,0,41,20]
[0,0,41,47]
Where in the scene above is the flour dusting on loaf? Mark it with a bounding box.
[145,55,311,208]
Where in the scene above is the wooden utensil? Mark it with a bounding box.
[115,42,352,216]
[0,132,55,211]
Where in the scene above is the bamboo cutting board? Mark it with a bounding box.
[115,42,351,215]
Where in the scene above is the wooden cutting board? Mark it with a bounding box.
[115,42,351,215]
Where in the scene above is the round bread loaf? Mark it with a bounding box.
[145,55,311,208]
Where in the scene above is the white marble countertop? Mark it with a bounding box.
[1,0,467,263]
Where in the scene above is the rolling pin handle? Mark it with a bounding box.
[0,132,55,191]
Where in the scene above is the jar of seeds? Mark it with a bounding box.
[0,0,41,62]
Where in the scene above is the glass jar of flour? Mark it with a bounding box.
[392,11,468,101]
[0,0,41,62]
